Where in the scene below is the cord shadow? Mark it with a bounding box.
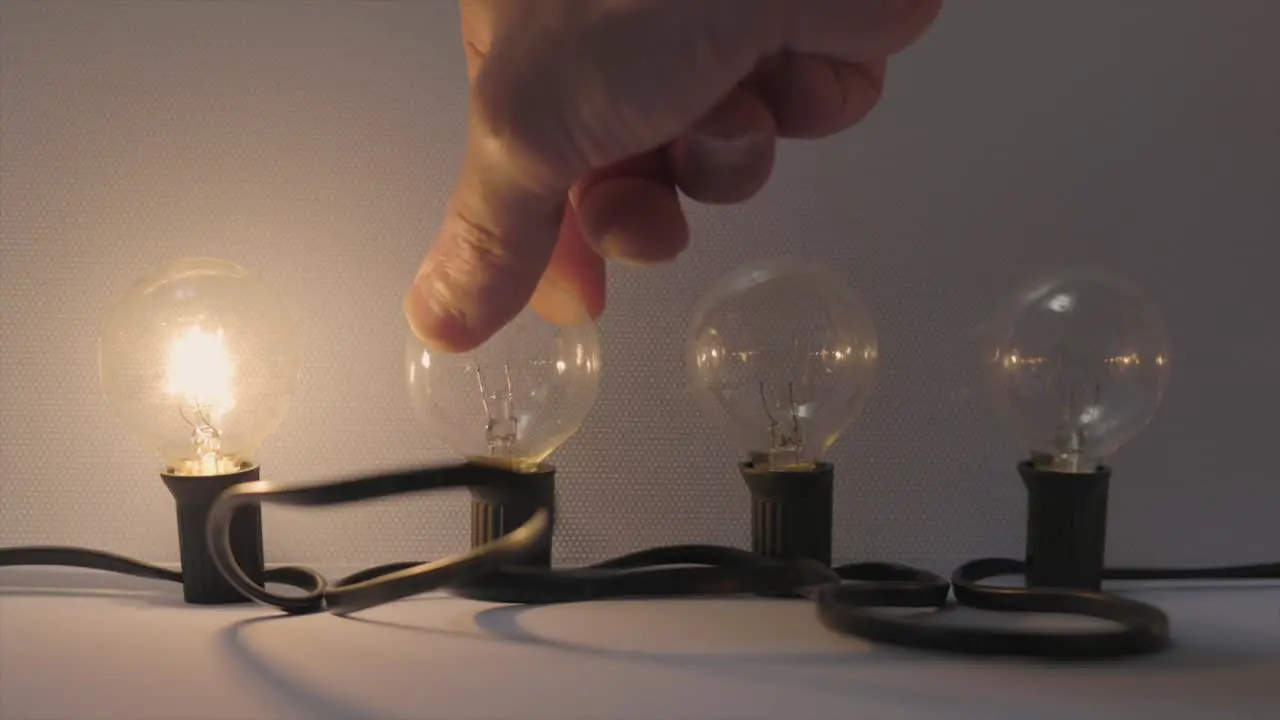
[466,599,929,666]
[350,607,885,666]
[216,615,377,720]
[863,610,1280,672]
[466,598,1280,673]
[343,610,977,716]
[342,599,1279,718]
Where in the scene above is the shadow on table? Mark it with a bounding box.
[209,591,1280,720]
[10,567,1276,718]
[214,597,502,720]
[220,609,974,719]
[217,615,380,720]
[459,598,1280,673]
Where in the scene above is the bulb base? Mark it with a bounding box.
[739,460,834,583]
[1020,460,1110,591]
[161,465,265,605]
[468,462,555,568]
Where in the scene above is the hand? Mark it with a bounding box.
[405,0,944,351]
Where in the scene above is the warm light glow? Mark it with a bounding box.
[167,326,235,413]
[1000,350,1049,369]
[166,326,235,474]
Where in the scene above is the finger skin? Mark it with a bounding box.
[407,0,946,351]
[750,55,887,139]
[404,115,565,352]
[530,204,607,324]
[577,176,689,266]
[572,150,689,266]
[668,85,778,204]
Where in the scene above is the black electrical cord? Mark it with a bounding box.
[2,463,1277,659]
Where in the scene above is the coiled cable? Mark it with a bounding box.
[3,463,1277,659]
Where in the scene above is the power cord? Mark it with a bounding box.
[2,463,1277,659]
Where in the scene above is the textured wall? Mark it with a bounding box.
[2,1,1277,572]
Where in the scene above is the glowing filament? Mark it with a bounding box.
[166,326,235,473]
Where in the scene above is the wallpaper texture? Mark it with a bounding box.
[2,1,1277,572]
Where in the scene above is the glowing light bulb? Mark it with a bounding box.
[99,258,299,476]
[686,258,879,472]
[405,300,601,473]
[988,268,1170,473]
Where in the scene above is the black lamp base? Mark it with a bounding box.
[739,460,834,571]
[161,465,265,604]
[1020,460,1110,591]
[468,463,556,568]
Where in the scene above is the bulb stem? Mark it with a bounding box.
[740,460,834,596]
[161,465,265,604]
[468,462,555,568]
[1019,460,1110,591]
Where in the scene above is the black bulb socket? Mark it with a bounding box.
[468,462,556,569]
[1020,459,1110,591]
[740,459,834,578]
[161,464,265,605]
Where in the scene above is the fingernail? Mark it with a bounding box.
[687,132,769,170]
[531,276,591,326]
[599,234,659,266]
[403,279,474,353]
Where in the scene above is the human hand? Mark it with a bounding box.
[405,0,944,352]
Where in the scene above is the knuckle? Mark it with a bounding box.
[471,54,583,182]
[449,206,514,270]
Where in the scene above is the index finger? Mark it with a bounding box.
[403,124,568,352]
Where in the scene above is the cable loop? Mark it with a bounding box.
[5,463,1278,659]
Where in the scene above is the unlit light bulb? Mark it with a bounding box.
[405,298,601,472]
[686,257,879,471]
[988,268,1170,473]
[98,258,299,476]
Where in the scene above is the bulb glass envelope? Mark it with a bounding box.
[99,258,299,476]
[686,257,878,471]
[406,302,601,472]
[987,268,1170,473]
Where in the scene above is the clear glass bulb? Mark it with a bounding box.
[405,301,601,472]
[98,258,299,476]
[988,268,1170,473]
[686,257,879,471]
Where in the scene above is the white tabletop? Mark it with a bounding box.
[1,567,1277,720]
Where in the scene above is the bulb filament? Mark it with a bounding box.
[179,403,223,475]
[759,381,805,468]
[476,364,519,461]
[166,325,235,475]
[1043,346,1105,472]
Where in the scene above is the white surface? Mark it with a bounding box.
[2,568,1278,720]
[3,0,1280,573]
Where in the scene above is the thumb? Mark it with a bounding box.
[403,113,569,353]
